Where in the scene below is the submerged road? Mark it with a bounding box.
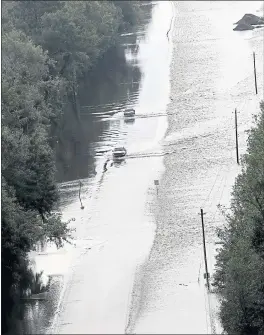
[50,2,174,333]
[22,1,263,334]
[127,1,263,334]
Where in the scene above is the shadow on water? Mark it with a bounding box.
[5,3,154,335]
[54,3,153,184]
[54,43,141,183]
[5,274,64,335]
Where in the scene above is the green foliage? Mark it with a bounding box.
[2,177,40,331]
[8,1,63,42]
[15,129,58,213]
[2,1,143,331]
[213,102,264,334]
[6,1,141,81]
[2,28,62,216]
[113,1,143,30]
[2,28,64,133]
[40,1,121,78]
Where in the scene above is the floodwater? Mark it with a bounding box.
[17,1,263,334]
[51,2,173,334]
[127,1,264,334]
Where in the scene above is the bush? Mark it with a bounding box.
[213,102,264,334]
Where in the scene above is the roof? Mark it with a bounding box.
[113,147,126,151]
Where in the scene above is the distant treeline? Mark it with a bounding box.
[213,101,264,334]
[1,1,145,332]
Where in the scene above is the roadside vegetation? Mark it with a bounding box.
[1,1,145,332]
[213,101,264,334]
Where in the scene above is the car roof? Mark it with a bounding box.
[114,147,126,151]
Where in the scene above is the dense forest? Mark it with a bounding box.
[213,101,264,334]
[1,1,145,332]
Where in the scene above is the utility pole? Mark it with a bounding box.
[200,208,210,291]
[79,180,84,210]
[154,180,159,195]
[235,108,239,165]
[253,52,258,95]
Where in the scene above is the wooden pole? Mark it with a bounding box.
[253,52,258,95]
[79,180,84,209]
[235,108,239,165]
[200,208,210,291]
[154,180,159,195]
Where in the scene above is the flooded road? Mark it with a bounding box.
[19,1,172,334]
[19,1,264,334]
[51,2,173,333]
[127,1,264,334]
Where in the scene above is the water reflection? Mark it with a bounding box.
[124,118,136,125]
[55,3,153,184]
[6,276,63,335]
[8,3,154,335]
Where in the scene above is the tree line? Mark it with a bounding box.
[1,1,145,332]
[213,101,264,334]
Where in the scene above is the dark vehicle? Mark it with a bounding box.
[124,108,136,118]
[112,147,127,159]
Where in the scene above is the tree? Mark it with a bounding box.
[14,128,58,216]
[9,0,63,43]
[213,101,264,334]
[1,26,69,332]
[112,1,143,29]
[40,1,122,78]
[1,177,42,332]
[1,1,145,331]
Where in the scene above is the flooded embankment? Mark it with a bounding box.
[12,1,263,334]
[15,2,174,334]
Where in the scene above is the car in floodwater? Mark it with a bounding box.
[112,147,127,159]
[124,108,135,118]
[124,108,136,124]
